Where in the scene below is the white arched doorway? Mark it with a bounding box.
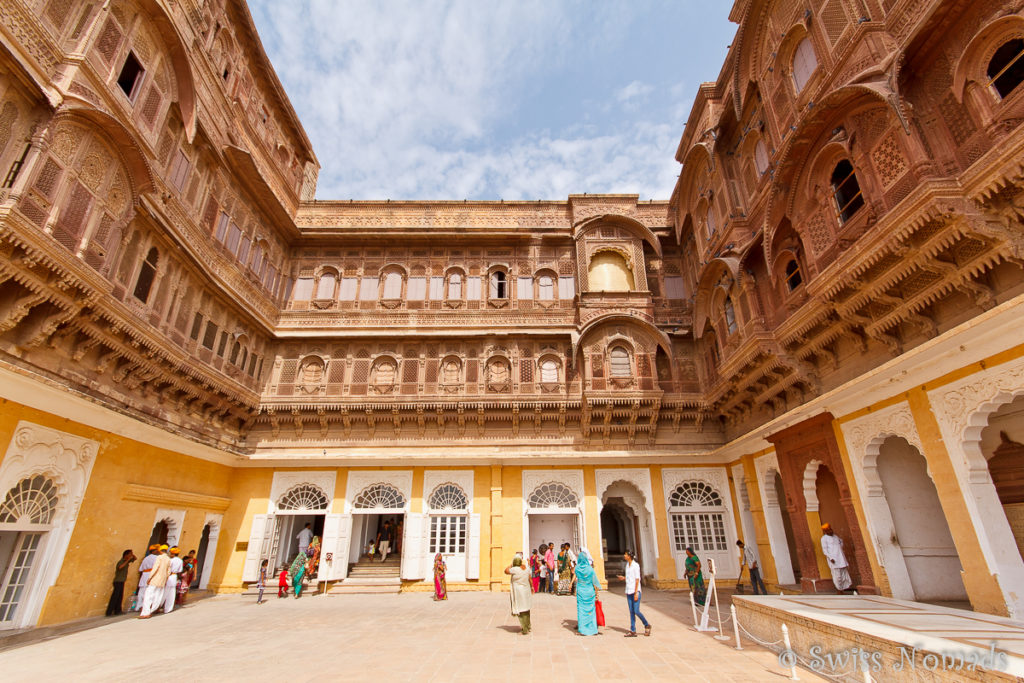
[195,513,222,590]
[664,475,739,579]
[595,470,658,580]
[523,471,585,561]
[0,422,97,630]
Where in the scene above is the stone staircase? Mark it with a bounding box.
[329,554,401,594]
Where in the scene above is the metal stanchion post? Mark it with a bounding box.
[731,604,742,650]
[689,591,698,626]
[781,623,798,680]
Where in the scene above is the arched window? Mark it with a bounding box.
[724,298,737,335]
[609,346,631,378]
[784,259,803,291]
[792,37,818,92]
[588,251,635,291]
[316,271,337,299]
[353,483,406,509]
[447,272,462,299]
[831,159,864,223]
[988,39,1024,98]
[382,271,403,299]
[489,270,508,299]
[754,139,770,175]
[538,275,554,300]
[132,247,159,303]
[0,475,59,525]
[277,484,329,512]
[706,206,717,237]
[528,482,579,508]
[428,483,469,511]
[540,358,559,383]
[668,481,727,554]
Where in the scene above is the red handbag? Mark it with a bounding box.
[595,599,606,627]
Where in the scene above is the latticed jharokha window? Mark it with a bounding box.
[0,475,59,525]
[724,298,737,335]
[538,275,554,300]
[132,247,159,303]
[785,259,803,291]
[277,484,329,511]
[528,482,579,509]
[609,346,631,378]
[988,39,1024,99]
[353,483,406,509]
[705,206,717,237]
[540,359,559,383]
[669,481,727,553]
[428,483,468,511]
[831,159,864,223]
[792,37,818,92]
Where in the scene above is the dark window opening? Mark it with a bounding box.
[222,67,230,81]
[229,341,240,364]
[202,321,218,350]
[190,312,203,341]
[2,143,30,188]
[132,247,158,302]
[831,159,864,223]
[784,259,803,291]
[724,298,737,335]
[491,271,507,299]
[216,331,228,357]
[988,39,1024,99]
[117,52,145,101]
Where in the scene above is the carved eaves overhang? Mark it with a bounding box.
[254,393,705,450]
[222,144,301,239]
[0,210,261,436]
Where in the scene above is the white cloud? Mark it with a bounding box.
[250,0,698,200]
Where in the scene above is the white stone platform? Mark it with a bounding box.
[734,594,1024,681]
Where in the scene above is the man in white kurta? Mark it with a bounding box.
[163,547,184,613]
[820,524,852,591]
[297,523,313,556]
[134,545,158,611]
[139,545,170,618]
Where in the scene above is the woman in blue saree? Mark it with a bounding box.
[685,547,707,606]
[574,549,601,635]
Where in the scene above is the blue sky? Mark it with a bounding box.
[249,1,736,201]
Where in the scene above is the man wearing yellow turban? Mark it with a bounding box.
[139,545,171,618]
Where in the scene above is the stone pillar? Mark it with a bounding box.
[741,454,779,586]
[582,466,606,585]
[489,464,503,592]
[648,465,677,583]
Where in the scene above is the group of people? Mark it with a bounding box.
[255,524,323,603]
[526,542,578,596]
[506,548,652,638]
[105,544,198,618]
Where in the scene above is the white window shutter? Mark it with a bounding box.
[242,514,268,582]
[321,513,352,580]
[489,274,498,298]
[467,513,481,580]
[400,512,425,580]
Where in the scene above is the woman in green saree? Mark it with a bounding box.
[685,547,707,606]
[556,544,573,595]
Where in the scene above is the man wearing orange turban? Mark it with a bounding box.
[139,545,171,618]
[163,547,183,614]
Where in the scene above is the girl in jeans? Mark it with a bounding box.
[616,549,651,637]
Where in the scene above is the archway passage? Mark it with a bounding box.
[877,437,968,603]
[192,524,211,589]
[148,520,169,547]
[981,397,1024,565]
[815,464,856,586]
[600,499,638,579]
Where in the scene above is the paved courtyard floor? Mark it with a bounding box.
[0,587,824,682]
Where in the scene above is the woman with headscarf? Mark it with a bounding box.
[176,550,196,605]
[504,555,532,634]
[574,549,601,635]
[289,546,310,598]
[685,547,707,606]
[556,544,573,595]
[528,549,541,593]
[433,553,448,600]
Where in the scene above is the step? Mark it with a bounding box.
[329,577,401,595]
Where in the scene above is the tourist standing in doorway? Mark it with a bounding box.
[616,549,651,637]
[297,522,313,556]
[163,547,183,614]
[106,549,136,616]
[821,524,853,592]
[556,544,573,595]
[736,540,767,595]
[685,547,707,606]
[134,545,158,611]
[377,520,394,562]
[544,543,556,593]
[178,550,196,605]
[505,556,531,634]
[257,559,268,604]
[139,545,170,618]
[574,549,600,636]
[433,553,447,600]
[528,549,541,593]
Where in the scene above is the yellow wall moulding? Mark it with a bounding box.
[121,483,232,512]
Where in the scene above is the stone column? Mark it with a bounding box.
[648,465,677,584]
[741,454,779,586]
[582,466,606,585]
[489,464,503,591]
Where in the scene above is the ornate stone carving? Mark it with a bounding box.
[344,470,413,513]
[268,471,337,514]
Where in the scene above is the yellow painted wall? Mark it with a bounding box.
[211,468,274,591]
[0,398,234,625]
